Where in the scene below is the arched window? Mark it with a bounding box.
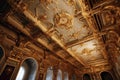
[72,74,76,80]
[46,67,53,80]
[0,46,4,60]
[64,72,69,80]
[57,69,62,80]
[16,58,38,80]
[83,74,91,80]
[16,66,25,80]
[101,72,113,80]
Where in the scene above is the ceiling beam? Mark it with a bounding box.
[66,35,94,48]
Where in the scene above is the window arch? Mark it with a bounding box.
[83,74,91,80]
[46,67,53,80]
[57,69,62,80]
[16,58,38,80]
[64,72,69,80]
[0,46,4,60]
[72,74,76,80]
[101,72,113,80]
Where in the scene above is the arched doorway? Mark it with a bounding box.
[83,74,91,80]
[0,46,4,60]
[101,72,113,80]
[16,58,38,80]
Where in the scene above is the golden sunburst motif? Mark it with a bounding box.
[54,12,73,29]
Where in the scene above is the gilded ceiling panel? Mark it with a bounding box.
[68,39,104,63]
[23,0,92,43]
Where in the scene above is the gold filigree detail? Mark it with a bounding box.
[70,32,80,39]
[106,31,119,42]
[102,11,115,25]
[103,6,120,25]
[81,48,94,55]
[54,12,73,29]
[66,0,75,6]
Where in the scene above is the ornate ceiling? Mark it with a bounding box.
[23,0,92,44]
[1,0,119,71]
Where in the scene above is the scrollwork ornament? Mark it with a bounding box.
[103,5,120,24]
[54,12,73,29]
[106,31,119,42]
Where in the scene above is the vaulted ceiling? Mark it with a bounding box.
[1,0,119,72]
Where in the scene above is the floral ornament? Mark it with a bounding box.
[54,12,73,29]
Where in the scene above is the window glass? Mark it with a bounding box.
[46,67,53,80]
[101,72,113,80]
[16,59,37,80]
[57,69,62,80]
[64,72,68,80]
[16,66,25,80]
[0,47,4,59]
[83,74,91,80]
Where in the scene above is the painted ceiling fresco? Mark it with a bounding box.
[23,0,92,44]
[68,39,104,63]
[19,0,107,66]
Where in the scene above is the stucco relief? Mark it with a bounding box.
[54,12,73,29]
[105,30,120,77]
[102,5,120,26]
[105,31,120,57]
[10,47,30,61]
[101,11,115,26]
[106,31,119,42]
